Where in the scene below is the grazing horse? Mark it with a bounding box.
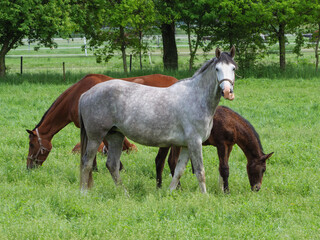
[79,47,237,193]
[26,74,178,169]
[155,106,274,192]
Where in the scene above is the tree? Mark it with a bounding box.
[128,0,157,70]
[176,0,214,70]
[154,0,179,70]
[260,0,306,70]
[203,0,267,70]
[73,0,156,74]
[305,0,320,71]
[0,0,73,77]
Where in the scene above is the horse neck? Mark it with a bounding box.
[35,97,72,141]
[191,67,221,114]
[235,120,264,165]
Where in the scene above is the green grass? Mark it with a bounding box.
[0,73,319,239]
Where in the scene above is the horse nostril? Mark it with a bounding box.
[221,91,224,96]
[230,89,233,93]
[251,185,260,191]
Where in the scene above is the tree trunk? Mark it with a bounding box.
[186,23,193,71]
[120,26,128,75]
[0,54,5,77]
[0,42,9,77]
[139,31,143,70]
[278,23,286,70]
[315,23,320,72]
[161,22,178,70]
[190,37,200,71]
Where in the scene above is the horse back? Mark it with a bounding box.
[203,106,262,152]
[122,74,178,87]
[68,74,114,126]
[203,106,239,146]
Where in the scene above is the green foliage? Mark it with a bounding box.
[0,0,74,76]
[73,0,157,72]
[203,0,268,69]
[293,31,305,58]
[175,0,214,70]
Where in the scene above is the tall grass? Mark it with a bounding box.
[0,73,319,239]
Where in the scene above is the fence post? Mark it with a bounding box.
[63,62,66,82]
[20,56,23,75]
[84,37,87,56]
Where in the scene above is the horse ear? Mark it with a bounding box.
[230,46,236,58]
[215,47,221,58]
[260,152,274,163]
[26,129,35,136]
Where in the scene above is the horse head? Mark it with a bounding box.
[26,129,52,169]
[247,152,274,191]
[215,46,236,101]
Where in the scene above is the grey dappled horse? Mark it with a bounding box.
[79,47,237,193]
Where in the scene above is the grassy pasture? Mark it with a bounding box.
[0,70,319,239]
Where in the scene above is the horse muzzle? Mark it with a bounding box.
[251,183,261,192]
[219,79,235,101]
[27,156,43,169]
[222,88,234,101]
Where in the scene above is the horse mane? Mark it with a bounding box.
[218,52,238,67]
[220,106,264,152]
[33,82,76,130]
[192,51,237,78]
[192,58,217,77]
[33,99,58,130]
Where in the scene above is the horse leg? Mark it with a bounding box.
[92,155,99,172]
[155,147,170,188]
[188,139,206,193]
[217,144,232,193]
[123,137,137,153]
[169,147,189,191]
[168,146,181,188]
[80,139,101,192]
[105,132,125,186]
[103,139,124,171]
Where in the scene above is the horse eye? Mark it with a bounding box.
[216,68,219,72]
[29,143,34,148]
[232,67,236,71]
[262,168,266,173]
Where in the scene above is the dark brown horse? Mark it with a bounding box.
[73,105,273,192]
[26,74,178,169]
[155,106,273,192]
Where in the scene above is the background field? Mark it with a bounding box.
[0,66,320,238]
[4,35,320,77]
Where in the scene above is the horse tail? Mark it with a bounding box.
[79,103,87,173]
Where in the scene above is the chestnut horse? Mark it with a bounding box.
[26,74,178,169]
[73,105,273,192]
[155,106,274,192]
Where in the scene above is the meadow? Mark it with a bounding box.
[1,40,320,239]
[0,70,319,239]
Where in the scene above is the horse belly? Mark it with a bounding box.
[116,118,186,147]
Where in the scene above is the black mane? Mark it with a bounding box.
[193,51,237,77]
